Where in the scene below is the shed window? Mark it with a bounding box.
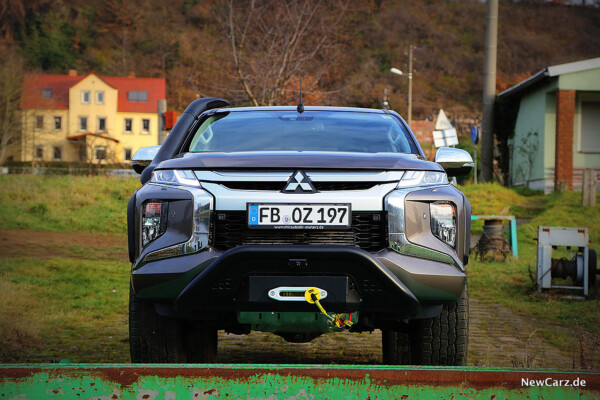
[580,101,600,153]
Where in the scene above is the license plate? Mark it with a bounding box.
[248,203,351,229]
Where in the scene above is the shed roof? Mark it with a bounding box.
[498,57,600,98]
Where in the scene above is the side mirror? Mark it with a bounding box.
[131,146,161,174]
[434,147,474,177]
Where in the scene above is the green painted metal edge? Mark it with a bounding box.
[1,365,598,400]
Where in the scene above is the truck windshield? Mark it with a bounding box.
[188,110,418,154]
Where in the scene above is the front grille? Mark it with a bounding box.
[219,181,379,191]
[211,211,387,252]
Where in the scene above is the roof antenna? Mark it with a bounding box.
[297,76,304,114]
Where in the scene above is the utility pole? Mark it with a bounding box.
[407,44,413,128]
[481,0,498,183]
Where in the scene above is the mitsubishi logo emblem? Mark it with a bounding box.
[283,171,317,193]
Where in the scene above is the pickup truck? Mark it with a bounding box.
[127,98,473,365]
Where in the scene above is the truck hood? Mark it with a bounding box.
[155,151,443,171]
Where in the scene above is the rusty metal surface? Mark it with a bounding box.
[1,365,599,399]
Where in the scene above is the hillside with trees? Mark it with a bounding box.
[1,0,599,118]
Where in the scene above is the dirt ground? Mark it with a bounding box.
[0,229,596,369]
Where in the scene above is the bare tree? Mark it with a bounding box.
[0,48,23,166]
[219,0,348,106]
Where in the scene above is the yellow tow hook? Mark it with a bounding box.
[304,288,354,329]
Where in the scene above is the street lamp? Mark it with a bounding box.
[390,45,414,128]
[390,67,413,127]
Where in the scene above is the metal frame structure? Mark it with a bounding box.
[537,226,589,296]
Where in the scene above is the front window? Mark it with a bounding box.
[34,145,43,160]
[188,110,418,154]
[54,116,61,130]
[98,117,106,132]
[94,146,107,161]
[81,90,90,104]
[53,146,62,161]
[79,116,88,131]
[124,118,132,133]
[142,118,150,134]
[34,115,43,130]
[96,91,104,104]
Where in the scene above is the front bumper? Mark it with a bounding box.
[131,244,466,320]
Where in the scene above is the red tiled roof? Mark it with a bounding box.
[20,74,84,110]
[21,73,166,113]
[103,76,166,113]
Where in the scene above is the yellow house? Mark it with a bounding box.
[16,70,166,164]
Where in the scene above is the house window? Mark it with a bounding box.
[142,119,150,134]
[34,115,43,130]
[98,117,106,132]
[124,148,132,161]
[53,146,62,161]
[34,145,43,160]
[94,146,107,161]
[96,91,104,104]
[54,116,62,130]
[580,101,600,153]
[42,88,52,98]
[81,90,90,104]
[128,91,148,102]
[124,118,132,133]
[79,116,88,131]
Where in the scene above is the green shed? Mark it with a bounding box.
[499,57,600,193]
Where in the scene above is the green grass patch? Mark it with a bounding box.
[0,175,140,234]
[0,257,130,362]
[466,184,600,360]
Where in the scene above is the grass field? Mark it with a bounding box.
[0,175,139,234]
[0,175,598,364]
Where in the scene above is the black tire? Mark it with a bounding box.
[129,287,217,363]
[409,287,469,366]
[185,322,218,363]
[382,328,411,364]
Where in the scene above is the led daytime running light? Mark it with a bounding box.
[150,169,200,187]
[397,171,447,188]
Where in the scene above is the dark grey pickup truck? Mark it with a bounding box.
[127,98,473,365]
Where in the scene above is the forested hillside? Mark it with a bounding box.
[1,0,599,117]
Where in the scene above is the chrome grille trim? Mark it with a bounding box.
[194,170,404,182]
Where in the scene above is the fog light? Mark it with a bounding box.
[430,202,456,248]
[142,201,168,247]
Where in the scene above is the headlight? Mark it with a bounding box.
[397,171,447,188]
[150,169,200,187]
[142,201,168,247]
[430,202,456,248]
